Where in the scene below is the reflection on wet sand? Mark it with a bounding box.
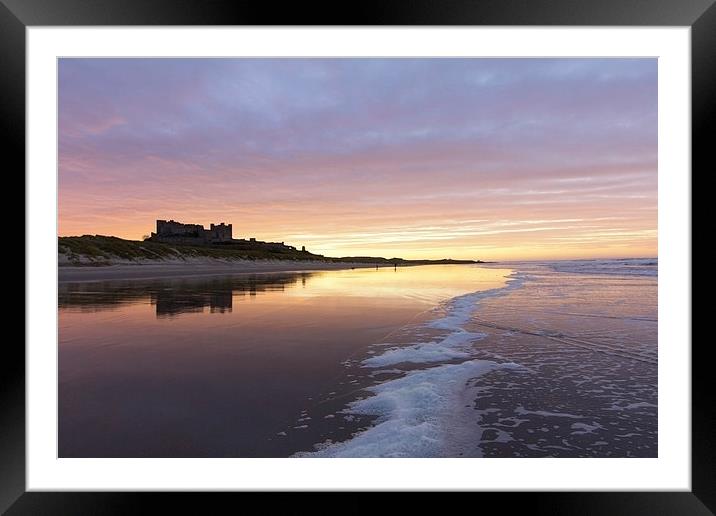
[59,265,511,457]
[59,272,313,318]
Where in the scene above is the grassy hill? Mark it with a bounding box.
[58,235,481,266]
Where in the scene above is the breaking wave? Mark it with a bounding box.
[547,258,657,277]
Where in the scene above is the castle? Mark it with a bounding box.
[150,219,233,245]
[147,219,303,253]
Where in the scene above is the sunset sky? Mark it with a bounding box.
[58,58,657,261]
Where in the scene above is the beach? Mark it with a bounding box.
[298,259,657,458]
[58,263,511,457]
[57,259,657,458]
[58,259,389,283]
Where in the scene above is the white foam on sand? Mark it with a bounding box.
[361,273,527,368]
[608,401,658,411]
[570,422,604,435]
[515,406,584,419]
[428,273,527,330]
[296,360,520,457]
[296,271,528,458]
[361,331,485,367]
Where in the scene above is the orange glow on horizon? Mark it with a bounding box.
[58,58,657,261]
[57,214,657,261]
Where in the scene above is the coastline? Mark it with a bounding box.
[58,260,397,283]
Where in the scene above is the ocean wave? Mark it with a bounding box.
[547,258,657,277]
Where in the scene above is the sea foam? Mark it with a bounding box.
[362,273,526,368]
[361,331,484,367]
[296,359,520,457]
[296,271,527,457]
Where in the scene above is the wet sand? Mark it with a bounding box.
[58,264,510,457]
[58,259,657,457]
[293,261,657,457]
[58,260,385,283]
[461,266,657,457]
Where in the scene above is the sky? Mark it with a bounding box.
[58,58,657,261]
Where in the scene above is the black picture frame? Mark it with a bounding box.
[4,0,710,513]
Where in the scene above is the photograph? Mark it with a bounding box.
[57,57,659,459]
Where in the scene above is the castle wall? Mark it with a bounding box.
[154,219,231,244]
[209,223,232,242]
[150,220,301,253]
[151,235,209,245]
[157,220,205,237]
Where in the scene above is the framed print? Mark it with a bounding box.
[5,0,711,512]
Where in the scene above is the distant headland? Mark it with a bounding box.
[58,218,484,280]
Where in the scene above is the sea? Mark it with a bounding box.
[58,258,657,457]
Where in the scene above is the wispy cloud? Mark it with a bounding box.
[58,58,657,260]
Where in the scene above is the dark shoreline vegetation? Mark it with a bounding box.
[59,235,483,266]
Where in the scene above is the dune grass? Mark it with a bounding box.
[59,235,480,266]
[58,235,322,265]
